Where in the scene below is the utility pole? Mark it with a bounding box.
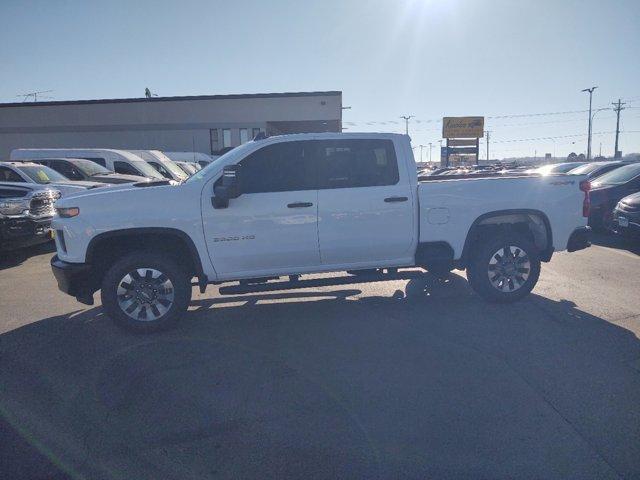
[581,86,597,160]
[428,143,433,163]
[400,115,414,135]
[418,144,425,163]
[484,130,491,162]
[612,99,625,158]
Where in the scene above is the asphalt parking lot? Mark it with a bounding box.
[1,236,639,480]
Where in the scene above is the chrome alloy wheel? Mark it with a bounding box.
[116,268,175,321]
[487,245,531,292]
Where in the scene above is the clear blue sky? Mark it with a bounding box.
[1,0,639,159]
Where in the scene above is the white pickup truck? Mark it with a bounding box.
[51,133,591,332]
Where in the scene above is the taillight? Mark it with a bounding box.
[579,180,591,217]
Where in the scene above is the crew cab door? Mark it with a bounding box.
[202,141,320,278]
[316,138,414,266]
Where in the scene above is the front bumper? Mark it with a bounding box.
[566,226,591,252]
[51,255,95,305]
[0,216,53,251]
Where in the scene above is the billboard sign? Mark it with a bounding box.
[447,138,477,147]
[443,116,484,139]
[448,146,478,155]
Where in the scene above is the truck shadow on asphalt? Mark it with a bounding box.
[0,242,55,271]
[591,232,640,255]
[1,273,639,480]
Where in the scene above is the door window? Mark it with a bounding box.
[81,157,107,167]
[113,161,140,175]
[239,141,317,193]
[0,167,25,182]
[148,161,172,179]
[50,160,84,180]
[316,139,399,189]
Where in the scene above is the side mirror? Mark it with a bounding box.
[212,165,241,209]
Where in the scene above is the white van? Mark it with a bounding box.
[127,150,189,182]
[163,151,219,168]
[10,149,165,180]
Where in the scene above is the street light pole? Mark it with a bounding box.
[428,143,433,163]
[400,115,414,135]
[581,86,597,160]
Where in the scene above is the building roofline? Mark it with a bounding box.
[0,91,342,109]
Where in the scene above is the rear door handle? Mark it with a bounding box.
[384,196,408,203]
[287,202,314,208]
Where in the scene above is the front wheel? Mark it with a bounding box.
[467,232,541,303]
[101,252,192,333]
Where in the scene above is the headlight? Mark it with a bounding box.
[56,207,80,218]
[0,198,29,216]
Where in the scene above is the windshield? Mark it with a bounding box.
[568,163,609,175]
[18,165,69,184]
[177,162,196,175]
[69,159,111,176]
[186,144,245,183]
[592,163,640,186]
[159,159,189,180]
[131,160,165,179]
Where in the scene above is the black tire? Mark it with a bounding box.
[466,231,541,303]
[100,252,192,333]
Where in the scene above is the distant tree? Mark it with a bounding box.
[577,153,586,161]
[567,152,578,161]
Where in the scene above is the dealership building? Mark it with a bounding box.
[0,91,342,158]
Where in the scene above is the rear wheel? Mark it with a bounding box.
[101,252,192,333]
[467,231,540,303]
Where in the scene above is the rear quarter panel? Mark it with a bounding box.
[418,175,587,258]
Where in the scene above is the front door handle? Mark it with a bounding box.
[384,196,408,203]
[287,202,314,208]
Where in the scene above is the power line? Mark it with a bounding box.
[491,130,640,144]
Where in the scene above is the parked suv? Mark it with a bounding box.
[0,182,60,251]
[17,157,149,184]
[0,161,105,196]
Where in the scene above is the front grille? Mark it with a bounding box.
[29,191,60,218]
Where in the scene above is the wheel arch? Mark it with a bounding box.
[86,227,207,287]
[459,209,554,268]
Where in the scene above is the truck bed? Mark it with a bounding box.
[417,173,588,258]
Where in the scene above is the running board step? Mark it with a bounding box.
[218,270,424,295]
